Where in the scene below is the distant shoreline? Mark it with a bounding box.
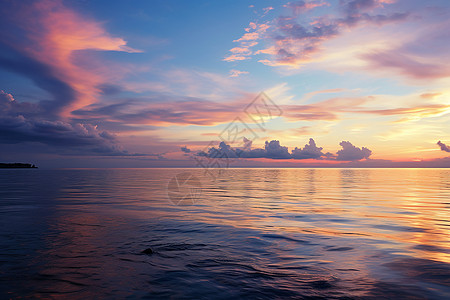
[0,163,38,169]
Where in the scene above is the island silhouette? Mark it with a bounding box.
[0,163,38,168]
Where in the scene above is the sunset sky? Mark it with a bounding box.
[1,0,450,168]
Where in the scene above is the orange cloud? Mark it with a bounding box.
[224,23,269,62]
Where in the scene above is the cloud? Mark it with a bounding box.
[0,90,40,115]
[196,139,294,159]
[291,138,324,159]
[267,0,408,67]
[0,43,77,116]
[421,93,441,99]
[362,50,450,80]
[181,146,191,153]
[227,0,409,68]
[224,23,270,61]
[284,1,329,16]
[71,90,448,130]
[72,95,245,126]
[0,90,14,102]
[0,0,139,117]
[264,140,292,159]
[437,141,450,153]
[336,141,372,161]
[0,115,128,155]
[0,91,133,156]
[263,7,275,15]
[195,138,371,161]
[229,69,249,77]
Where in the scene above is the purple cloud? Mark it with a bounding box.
[437,141,450,153]
[336,141,372,161]
[0,90,136,156]
[196,138,372,161]
[181,146,191,153]
[291,138,324,159]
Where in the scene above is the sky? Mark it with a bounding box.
[0,0,450,168]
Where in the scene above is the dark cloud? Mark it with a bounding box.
[195,138,371,161]
[181,146,191,153]
[0,42,76,115]
[0,115,127,155]
[0,90,135,156]
[291,138,324,159]
[196,139,291,160]
[362,51,450,80]
[336,141,372,161]
[437,141,450,153]
[342,0,380,14]
[72,95,343,131]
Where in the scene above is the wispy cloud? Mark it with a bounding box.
[224,23,269,62]
[0,0,139,117]
[0,90,130,155]
[336,141,372,161]
[257,0,409,68]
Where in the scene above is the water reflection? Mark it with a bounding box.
[0,168,449,298]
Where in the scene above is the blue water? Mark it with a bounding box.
[0,168,449,299]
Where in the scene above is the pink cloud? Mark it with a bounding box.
[263,6,274,14]
[362,50,450,80]
[284,1,330,16]
[224,23,270,61]
[223,55,250,62]
[17,0,140,117]
[230,0,410,68]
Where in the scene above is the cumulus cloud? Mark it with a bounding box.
[437,141,450,153]
[195,138,371,161]
[336,141,372,161]
[291,138,324,159]
[362,50,450,80]
[0,90,134,156]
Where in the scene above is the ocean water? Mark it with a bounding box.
[0,168,449,299]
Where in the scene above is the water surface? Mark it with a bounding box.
[0,168,449,299]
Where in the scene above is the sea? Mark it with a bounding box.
[0,168,449,299]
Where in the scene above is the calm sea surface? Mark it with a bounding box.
[0,168,449,299]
